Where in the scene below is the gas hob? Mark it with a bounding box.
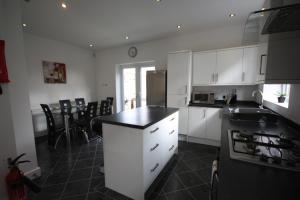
[228,129,300,172]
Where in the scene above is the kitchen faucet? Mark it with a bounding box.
[252,89,264,109]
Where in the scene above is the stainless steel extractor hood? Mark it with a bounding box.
[243,0,300,83]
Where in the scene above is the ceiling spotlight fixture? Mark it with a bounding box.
[22,23,27,27]
[229,13,236,18]
[125,36,129,40]
[155,0,162,2]
[61,2,67,9]
[177,25,181,29]
[89,44,93,47]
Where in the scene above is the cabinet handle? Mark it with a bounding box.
[242,72,245,82]
[150,127,159,134]
[216,73,218,82]
[169,145,175,151]
[185,85,188,95]
[169,130,175,135]
[203,109,206,118]
[150,163,159,173]
[260,54,267,75]
[211,74,214,83]
[170,117,175,121]
[150,143,159,152]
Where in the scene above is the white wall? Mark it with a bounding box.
[95,24,245,101]
[0,0,39,198]
[263,84,300,125]
[24,33,97,110]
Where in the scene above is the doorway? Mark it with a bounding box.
[120,64,155,111]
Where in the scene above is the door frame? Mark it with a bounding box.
[116,61,156,112]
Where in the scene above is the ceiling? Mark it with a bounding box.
[21,0,265,50]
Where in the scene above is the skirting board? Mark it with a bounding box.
[179,134,220,147]
[24,166,41,179]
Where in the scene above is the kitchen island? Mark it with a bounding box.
[101,106,179,200]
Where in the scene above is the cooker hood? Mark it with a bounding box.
[243,0,300,83]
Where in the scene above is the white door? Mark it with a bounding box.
[188,107,206,138]
[121,65,155,111]
[216,48,243,84]
[167,52,191,95]
[205,108,222,141]
[242,47,259,84]
[192,51,217,85]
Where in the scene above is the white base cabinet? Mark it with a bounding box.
[103,112,178,200]
[188,107,222,144]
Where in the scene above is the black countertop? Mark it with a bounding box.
[188,100,259,109]
[101,106,179,129]
[218,103,300,200]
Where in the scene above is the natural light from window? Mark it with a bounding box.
[263,84,290,108]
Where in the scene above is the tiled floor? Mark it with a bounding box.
[29,138,218,200]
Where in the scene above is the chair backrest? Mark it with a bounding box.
[99,100,112,116]
[40,104,56,145]
[106,97,114,106]
[59,99,72,114]
[85,101,98,122]
[75,98,86,119]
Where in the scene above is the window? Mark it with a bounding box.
[263,84,290,108]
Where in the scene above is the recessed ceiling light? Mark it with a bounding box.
[22,23,27,27]
[229,13,236,18]
[89,44,93,47]
[155,0,162,2]
[177,25,181,29]
[125,36,129,40]
[61,2,67,9]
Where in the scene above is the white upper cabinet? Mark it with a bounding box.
[167,51,192,95]
[192,51,217,85]
[242,46,259,84]
[216,48,243,85]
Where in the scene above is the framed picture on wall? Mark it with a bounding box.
[42,61,66,83]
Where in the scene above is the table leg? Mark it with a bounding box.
[64,114,71,147]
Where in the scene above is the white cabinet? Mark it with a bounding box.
[188,107,206,138]
[167,51,192,136]
[103,111,179,200]
[167,51,192,95]
[192,51,216,85]
[205,108,222,141]
[216,48,243,85]
[192,45,260,86]
[188,107,222,143]
[242,46,259,84]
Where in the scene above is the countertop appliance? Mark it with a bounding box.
[191,92,215,104]
[146,70,167,107]
[228,129,300,172]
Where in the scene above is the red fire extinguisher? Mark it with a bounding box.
[5,153,41,200]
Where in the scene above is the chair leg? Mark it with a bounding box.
[82,129,90,143]
[54,134,63,149]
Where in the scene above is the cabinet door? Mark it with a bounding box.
[192,51,217,85]
[167,52,191,95]
[205,108,222,141]
[243,47,259,84]
[216,48,243,84]
[188,107,206,138]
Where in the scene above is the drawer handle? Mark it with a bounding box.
[169,145,175,151]
[150,127,159,134]
[150,143,159,152]
[170,117,175,121]
[169,130,175,135]
[150,163,159,173]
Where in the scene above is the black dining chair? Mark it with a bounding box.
[106,97,114,114]
[75,98,86,120]
[41,104,65,149]
[99,100,112,116]
[75,101,99,143]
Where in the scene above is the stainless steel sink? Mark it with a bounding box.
[229,107,278,122]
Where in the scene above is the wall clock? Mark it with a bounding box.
[128,46,138,58]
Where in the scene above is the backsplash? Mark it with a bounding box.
[192,85,259,101]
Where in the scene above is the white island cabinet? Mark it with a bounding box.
[101,107,179,200]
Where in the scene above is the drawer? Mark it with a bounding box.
[143,150,162,191]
